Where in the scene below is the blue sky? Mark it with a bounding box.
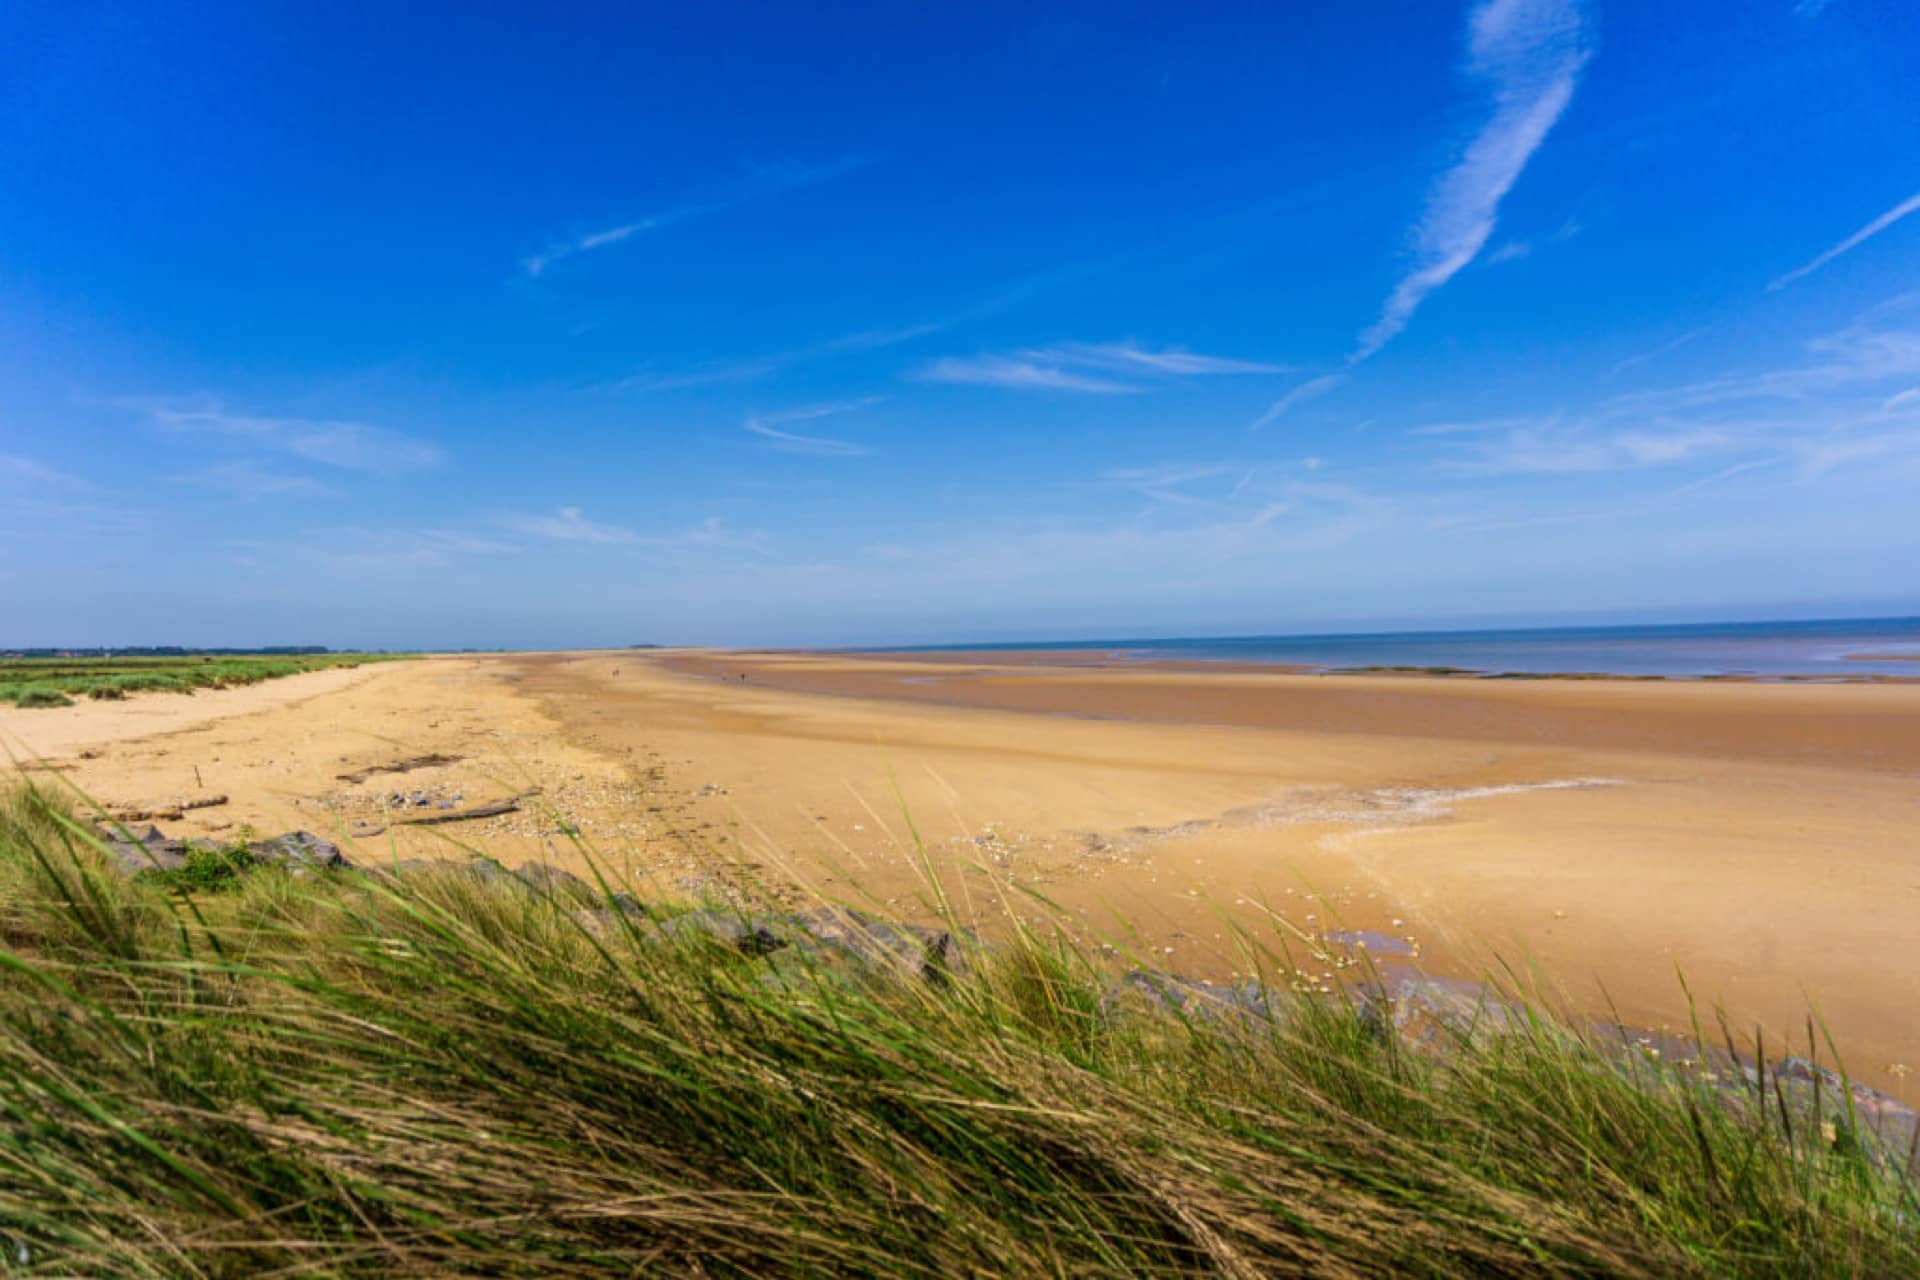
[3,0,1918,649]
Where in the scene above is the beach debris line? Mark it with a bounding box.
[335,753,463,784]
[391,793,529,826]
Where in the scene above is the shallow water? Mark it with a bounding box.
[891,616,1920,678]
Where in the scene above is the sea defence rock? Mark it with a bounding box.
[93,821,348,875]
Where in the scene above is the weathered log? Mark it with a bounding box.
[336,753,463,784]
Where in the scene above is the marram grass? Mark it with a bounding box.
[0,781,1914,1276]
[0,653,398,707]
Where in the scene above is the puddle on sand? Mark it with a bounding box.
[1322,929,1415,956]
[1224,777,1622,829]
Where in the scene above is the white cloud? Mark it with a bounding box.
[1607,326,1709,377]
[1354,0,1592,360]
[1796,429,1920,478]
[523,155,868,278]
[919,355,1139,393]
[1420,309,1920,480]
[922,340,1280,394]
[1608,322,1920,412]
[744,396,880,456]
[1034,340,1286,375]
[1251,373,1345,429]
[1769,189,1920,291]
[1447,423,1736,474]
[172,460,338,500]
[0,453,93,490]
[501,506,641,544]
[261,527,515,576]
[126,398,442,471]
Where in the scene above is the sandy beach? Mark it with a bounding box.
[7,648,1919,1091]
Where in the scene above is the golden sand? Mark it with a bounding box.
[8,649,1919,1091]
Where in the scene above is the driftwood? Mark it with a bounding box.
[395,797,520,826]
[336,754,462,784]
[106,795,229,822]
[354,789,542,835]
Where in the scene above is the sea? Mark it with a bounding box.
[888,617,1920,679]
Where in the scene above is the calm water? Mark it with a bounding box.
[888,617,1920,678]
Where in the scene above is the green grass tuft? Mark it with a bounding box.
[9,689,74,709]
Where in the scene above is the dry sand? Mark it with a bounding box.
[7,648,1920,1093]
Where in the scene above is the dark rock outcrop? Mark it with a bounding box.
[94,822,346,876]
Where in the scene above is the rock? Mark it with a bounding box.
[1350,969,1516,1050]
[244,831,349,873]
[1121,971,1274,1021]
[511,862,589,897]
[652,910,788,956]
[789,906,967,984]
[92,821,349,877]
[95,823,189,874]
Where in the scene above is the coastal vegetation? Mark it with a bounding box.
[0,781,1914,1275]
[0,652,399,707]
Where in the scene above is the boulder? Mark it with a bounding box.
[243,831,348,873]
[789,905,968,984]
[95,823,189,874]
[650,910,788,956]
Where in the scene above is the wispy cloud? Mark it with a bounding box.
[919,355,1139,394]
[1033,340,1286,376]
[1798,429,1920,478]
[606,267,1095,394]
[1441,422,1736,474]
[1100,460,1331,515]
[668,516,767,555]
[1484,216,1581,267]
[170,460,339,500]
[259,527,516,576]
[523,155,868,278]
[1251,373,1345,429]
[744,397,881,456]
[1793,0,1839,17]
[1355,0,1592,360]
[1607,326,1710,377]
[1606,320,1920,412]
[1416,306,1920,480]
[1768,189,1920,291]
[0,453,94,491]
[500,506,640,544]
[922,340,1281,394]
[125,397,442,471]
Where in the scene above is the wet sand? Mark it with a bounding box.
[7,648,1920,1092]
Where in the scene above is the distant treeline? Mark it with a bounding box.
[0,647,353,658]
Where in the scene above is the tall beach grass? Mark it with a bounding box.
[0,778,1913,1275]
